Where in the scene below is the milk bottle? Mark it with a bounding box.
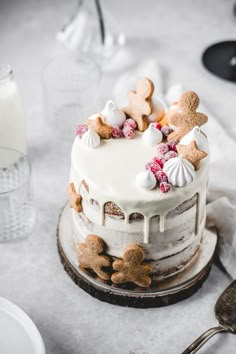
[0,65,26,154]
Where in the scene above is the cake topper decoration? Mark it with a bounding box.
[179,126,209,154]
[167,91,208,142]
[142,123,163,146]
[177,140,208,170]
[101,100,126,128]
[85,115,113,139]
[163,156,196,187]
[111,244,152,288]
[123,78,154,132]
[82,126,100,148]
[67,182,82,213]
[148,97,165,123]
[111,125,123,139]
[159,101,179,127]
[136,169,156,190]
[78,234,111,280]
[76,124,88,138]
[123,124,135,139]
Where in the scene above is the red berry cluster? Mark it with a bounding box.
[154,123,173,137]
[75,124,88,138]
[145,139,178,193]
[112,118,137,140]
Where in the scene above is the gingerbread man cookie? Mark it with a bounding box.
[111,245,152,288]
[167,91,208,142]
[78,234,111,280]
[85,115,113,139]
[67,182,82,213]
[123,78,154,132]
[177,140,208,170]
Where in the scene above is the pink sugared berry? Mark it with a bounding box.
[156,143,169,155]
[165,151,178,161]
[76,124,88,138]
[112,126,123,139]
[156,170,168,183]
[160,182,171,193]
[167,140,177,152]
[155,152,166,164]
[161,125,173,136]
[123,125,135,139]
[152,157,164,168]
[124,118,137,129]
[154,122,162,130]
[146,161,162,175]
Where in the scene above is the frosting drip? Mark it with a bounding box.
[71,134,209,242]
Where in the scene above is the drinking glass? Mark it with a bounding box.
[42,55,101,140]
[57,0,125,62]
[0,148,35,242]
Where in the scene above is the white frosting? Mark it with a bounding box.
[70,133,209,243]
[136,169,156,190]
[163,157,196,187]
[179,126,209,153]
[101,100,126,127]
[148,97,166,122]
[81,126,100,149]
[142,123,163,146]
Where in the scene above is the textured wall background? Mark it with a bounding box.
[0,1,235,353]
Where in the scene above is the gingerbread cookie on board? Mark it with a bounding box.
[111,245,152,288]
[67,182,82,213]
[123,78,154,132]
[78,234,111,280]
[167,91,208,142]
[177,140,208,170]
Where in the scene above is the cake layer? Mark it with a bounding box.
[72,206,205,279]
[70,131,209,280]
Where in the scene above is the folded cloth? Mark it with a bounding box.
[207,198,236,279]
[113,60,236,278]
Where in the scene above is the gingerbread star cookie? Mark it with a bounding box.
[123,78,154,132]
[85,115,113,139]
[167,91,208,142]
[78,234,111,280]
[177,140,207,170]
[111,244,152,288]
[67,182,82,213]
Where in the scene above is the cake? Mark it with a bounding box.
[67,78,209,289]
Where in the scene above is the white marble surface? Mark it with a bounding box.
[0,0,236,353]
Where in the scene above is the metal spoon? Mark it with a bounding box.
[182,280,236,354]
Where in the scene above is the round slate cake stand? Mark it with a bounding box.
[57,203,217,308]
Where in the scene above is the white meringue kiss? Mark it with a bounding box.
[163,156,195,187]
[136,169,156,190]
[179,126,209,154]
[101,100,126,127]
[136,170,157,191]
[148,97,166,122]
[81,126,100,149]
[142,123,163,147]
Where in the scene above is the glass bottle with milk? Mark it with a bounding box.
[0,65,26,154]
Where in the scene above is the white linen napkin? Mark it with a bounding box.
[113,60,236,279]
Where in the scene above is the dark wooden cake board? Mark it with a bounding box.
[57,203,217,308]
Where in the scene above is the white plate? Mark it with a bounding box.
[0,297,46,354]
